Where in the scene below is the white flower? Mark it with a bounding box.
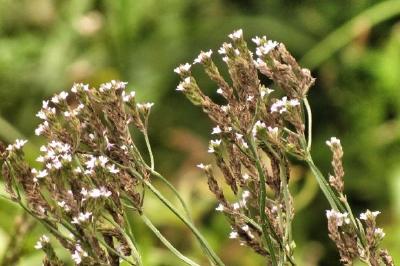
[34,235,50,250]
[242,173,250,180]
[374,228,385,238]
[196,163,206,169]
[98,156,108,167]
[216,88,223,95]
[229,231,238,239]
[176,84,185,91]
[211,126,222,135]
[218,43,232,55]
[36,110,47,120]
[194,50,213,64]
[215,203,224,212]
[35,121,49,136]
[232,202,240,210]
[326,137,341,147]
[228,29,243,40]
[88,187,112,198]
[34,169,48,179]
[71,244,88,264]
[208,139,222,153]
[242,190,250,198]
[59,91,68,100]
[255,40,279,56]
[270,97,298,114]
[221,105,230,113]
[174,63,191,74]
[246,95,254,102]
[251,36,267,46]
[326,209,350,226]
[260,87,274,98]
[360,210,381,220]
[15,139,28,149]
[122,91,136,102]
[252,120,266,136]
[72,212,92,224]
[107,164,120,174]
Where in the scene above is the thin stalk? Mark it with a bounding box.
[125,167,225,266]
[102,215,143,266]
[96,235,136,266]
[248,140,278,266]
[303,98,312,151]
[148,169,192,220]
[143,131,154,170]
[305,157,342,211]
[279,163,292,253]
[141,214,200,266]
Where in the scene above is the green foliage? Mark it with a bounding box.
[1,0,400,265]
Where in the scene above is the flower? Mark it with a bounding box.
[72,212,92,224]
[208,139,222,153]
[260,87,273,98]
[218,43,232,55]
[270,97,299,114]
[326,209,350,226]
[228,29,243,40]
[34,235,50,250]
[211,126,222,135]
[326,137,341,147]
[122,91,136,102]
[251,36,267,46]
[6,139,28,151]
[229,231,238,239]
[194,50,213,64]
[174,63,191,74]
[252,120,266,136]
[360,210,381,220]
[107,164,120,174]
[215,203,224,212]
[255,40,279,56]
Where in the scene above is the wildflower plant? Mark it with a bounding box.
[175,29,394,265]
[0,82,223,265]
[0,29,395,266]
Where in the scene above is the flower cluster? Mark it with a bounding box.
[175,29,393,265]
[0,81,157,265]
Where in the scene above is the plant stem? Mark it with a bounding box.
[143,131,155,170]
[141,214,200,266]
[126,167,225,266]
[248,139,278,266]
[303,98,312,151]
[148,169,192,220]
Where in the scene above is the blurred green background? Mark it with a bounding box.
[1,0,400,265]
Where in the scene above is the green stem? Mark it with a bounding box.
[305,157,342,211]
[303,98,312,152]
[148,169,192,220]
[143,131,154,170]
[141,214,200,266]
[102,214,143,266]
[126,167,225,266]
[301,0,400,69]
[248,140,278,266]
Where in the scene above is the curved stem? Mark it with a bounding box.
[102,215,143,266]
[148,169,192,220]
[126,167,224,266]
[143,131,154,170]
[303,98,312,151]
[248,140,278,266]
[141,214,200,266]
[301,0,400,69]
